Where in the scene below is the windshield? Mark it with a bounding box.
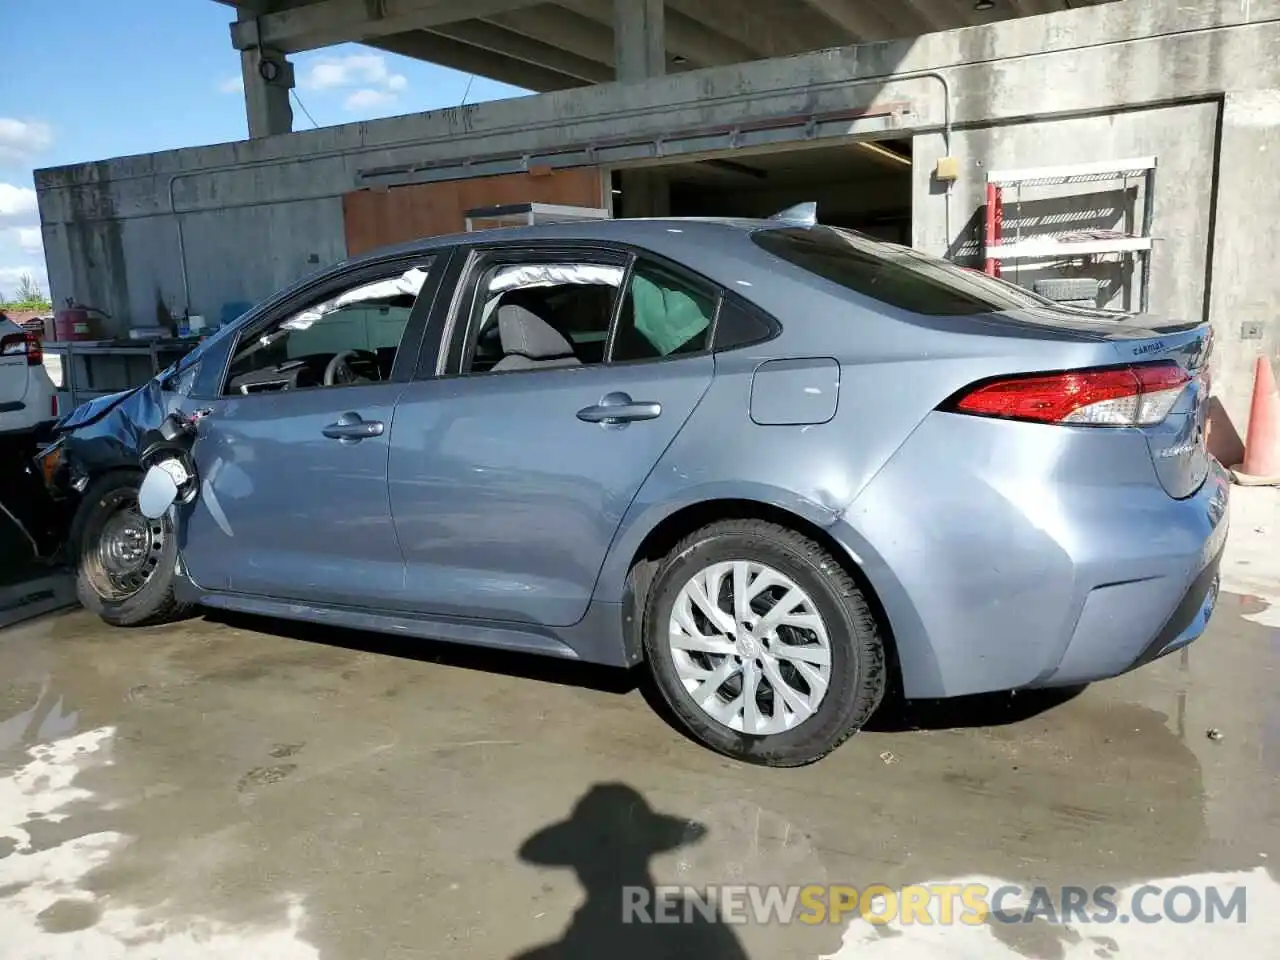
[751,225,1073,316]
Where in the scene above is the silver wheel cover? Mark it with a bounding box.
[668,560,833,735]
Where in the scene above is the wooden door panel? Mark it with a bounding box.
[342,169,607,256]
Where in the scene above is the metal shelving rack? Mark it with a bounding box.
[43,338,203,413]
[983,156,1157,312]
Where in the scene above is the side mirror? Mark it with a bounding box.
[138,464,180,519]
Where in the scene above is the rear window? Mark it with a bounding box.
[751,226,1054,316]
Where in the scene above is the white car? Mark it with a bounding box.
[0,314,57,438]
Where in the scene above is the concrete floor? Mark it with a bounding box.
[1,495,1278,958]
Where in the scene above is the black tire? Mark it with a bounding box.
[70,471,191,627]
[642,520,886,767]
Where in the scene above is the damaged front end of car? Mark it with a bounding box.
[29,354,205,562]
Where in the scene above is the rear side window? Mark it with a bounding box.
[611,259,716,362]
[752,226,1047,316]
[463,260,624,373]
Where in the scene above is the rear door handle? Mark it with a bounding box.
[577,392,662,425]
[322,411,384,442]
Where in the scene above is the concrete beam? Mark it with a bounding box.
[1008,0,1054,15]
[486,6,616,67]
[614,0,664,82]
[799,0,886,41]
[665,0,837,58]
[366,30,586,90]
[995,0,1068,19]
[560,0,757,66]
[900,0,981,31]
[800,0,919,42]
[230,0,543,53]
[429,20,614,82]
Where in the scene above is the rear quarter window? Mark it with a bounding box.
[751,226,1040,317]
[713,297,776,351]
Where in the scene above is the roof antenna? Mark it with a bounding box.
[769,201,818,226]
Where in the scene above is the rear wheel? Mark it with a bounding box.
[642,520,886,766]
[71,472,190,627]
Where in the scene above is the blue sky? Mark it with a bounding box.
[0,0,530,301]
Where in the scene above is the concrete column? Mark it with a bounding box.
[1206,90,1280,451]
[613,2,668,219]
[240,45,295,139]
[614,0,665,83]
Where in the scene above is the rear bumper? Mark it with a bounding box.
[1128,542,1222,669]
[1033,516,1225,688]
[835,411,1230,699]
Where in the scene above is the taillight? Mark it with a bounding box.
[1,331,41,366]
[947,361,1191,426]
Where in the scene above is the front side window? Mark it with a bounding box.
[224,259,433,395]
[611,260,716,362]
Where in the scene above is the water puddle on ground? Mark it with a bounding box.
[0,726,319,960]
[0,676,80,754]
[1235,593,1280,629]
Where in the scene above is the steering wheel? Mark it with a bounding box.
[323,349,382,386]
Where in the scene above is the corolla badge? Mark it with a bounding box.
[1155,440,1198,459]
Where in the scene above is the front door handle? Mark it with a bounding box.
[577,392,662,425]
[322,411,384,443]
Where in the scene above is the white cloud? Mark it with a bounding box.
[343,89,395,111]
[219,75,244,94]
[14,227,42,254]
[0,184,38,219]
[0,118,53,164]
[301,54,408,113]
[302,53,394,91]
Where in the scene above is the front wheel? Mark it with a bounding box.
[71,472,191,627]
[643,520,886,766]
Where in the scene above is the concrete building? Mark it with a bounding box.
[32,0,1280,441]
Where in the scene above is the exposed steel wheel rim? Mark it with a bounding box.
[85,489,165,601]
[668,560,833,735]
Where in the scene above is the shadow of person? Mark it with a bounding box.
[514,783,748,960]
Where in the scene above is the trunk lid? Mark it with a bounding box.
[1118,320,1213,499]
[982,299,1203,341]
[986,304,1213,499]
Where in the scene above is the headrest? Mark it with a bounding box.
[497,305,576,360]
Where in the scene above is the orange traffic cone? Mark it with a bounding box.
[1230,355,1280,486]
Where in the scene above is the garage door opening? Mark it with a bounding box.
[611,138,913,243]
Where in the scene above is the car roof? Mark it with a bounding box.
[346,216,777,267]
